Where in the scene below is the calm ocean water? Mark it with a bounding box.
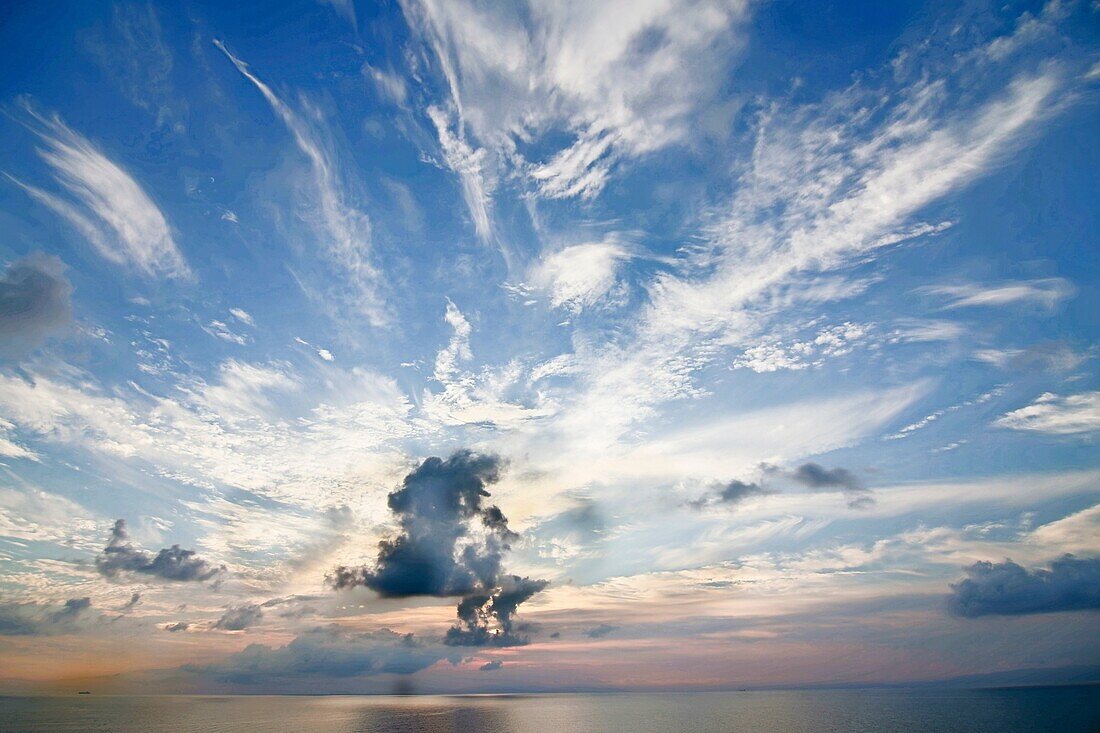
[1,687,1097,733]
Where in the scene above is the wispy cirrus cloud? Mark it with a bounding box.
[552,17,1073,448]
[7,103,189,279]
[921,278,1074,311]
[402,0,751,202]
[214,40,387,326]
[995,391,1100,435]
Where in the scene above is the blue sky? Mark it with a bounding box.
[0,0,1097,693]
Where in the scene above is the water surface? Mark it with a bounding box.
[1,686,1098,732]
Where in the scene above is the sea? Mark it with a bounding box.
[1,686,1097,732]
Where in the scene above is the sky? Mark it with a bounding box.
[0,0,1097,695]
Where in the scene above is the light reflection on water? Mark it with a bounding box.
[1,687,1098,733]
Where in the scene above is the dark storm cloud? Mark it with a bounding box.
[479,660,503,671]
[948,555,1100,618]
[689,479,771,509]
[214,604,263,631]
[790,463,873,508]
[0,253,72,356]
[51,596,91,623]
[444,575,550,647]
[96,519,224,582]
[188,626,457,683]
[331,451,548,648]
[331,451,513,597]
[584,624,618,638]
[0,597,92,636]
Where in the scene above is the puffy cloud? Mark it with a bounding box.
[331,451,547,646]
[994,392,1100,435]
[443,575,550,647]
[96,519,224,583]
[948,555,1100,617]
[0,253,72,356]
[190,626,453,683]
[479,659,502,671]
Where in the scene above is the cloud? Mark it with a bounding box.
[690,479,771,509]
[228,308,255,327]
[8,103,189,278]
[164,621,190,633]
[96,519,225,582]
[994,392,1100,435]
[214,604,263,631]
[0,597,92,636]
[922,278,1074,311]
[50,597,91,623]
[84,3,182,129]
[584,624,618,639]
[214,40,386,325]
[948,555,1100,617]
[190,626,453,683]
[330,451,547,646]
[443,575,550,647]
[731,323,871,373]
[120,592,141,611]
[529,241,630,313]
[790,463,873,509]
[546,23,1067,453]
[479,659,502,671]
[0,253,72,356]
[403,0,751,200]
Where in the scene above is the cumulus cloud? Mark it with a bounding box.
[948,555,1100,617]
[790,463,873,509]
[479,659,502,671]
[8,103,189,278]
[994,392,1100,435]
[330,451,547,646]
[0,253,72,356]
[96,519,224,583]
[189,626,454,683]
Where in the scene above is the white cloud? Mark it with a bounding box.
[529,241,630,313]
[229,308,255,326]
[732,322,871,373]
[994,391,1100,435]
[10,105,189,279]
[215,41,387,325]
[922,277,1074,310]
[402,0,751,200]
